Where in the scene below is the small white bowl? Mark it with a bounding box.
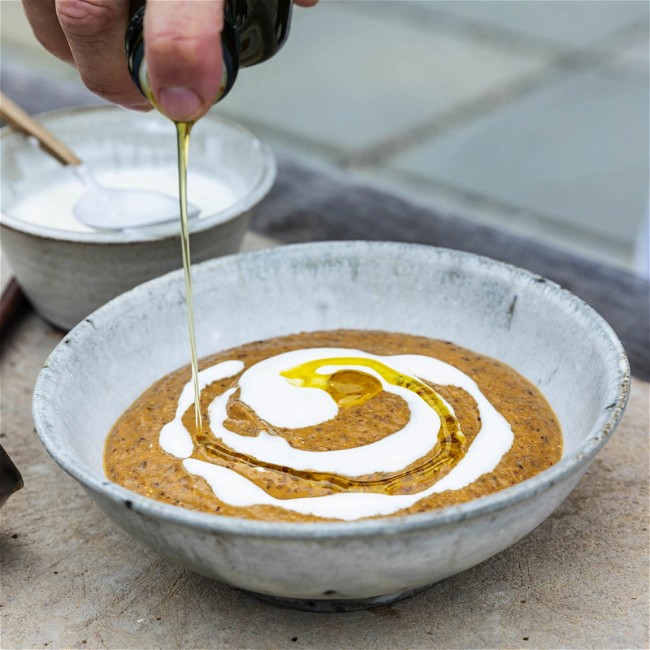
[33,242,629,611]
[0,105,275,329]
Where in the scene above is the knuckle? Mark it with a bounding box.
[56,0,119,37]
[79,75,126,103]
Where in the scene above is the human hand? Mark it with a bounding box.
[21,0,318,121]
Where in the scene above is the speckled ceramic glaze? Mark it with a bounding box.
[33,242,629,611]
[1,106,275,330]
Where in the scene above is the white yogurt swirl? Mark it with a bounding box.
[160,348,514,520]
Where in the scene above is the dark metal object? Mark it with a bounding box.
[0,443,23,508]
[0,278,29,340]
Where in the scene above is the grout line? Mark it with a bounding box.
[339,21,647,168]
[351,167,633,262]
[338,0,648,64]
[340,66,562,167]
[585,38,649,86]
[337,0,570,59]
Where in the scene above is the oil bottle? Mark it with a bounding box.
[125,0,293,105]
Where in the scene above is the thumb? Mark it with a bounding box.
[144,0,225,121]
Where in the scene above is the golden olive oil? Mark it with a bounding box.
[175,120,203,433]
[190,359,468,496]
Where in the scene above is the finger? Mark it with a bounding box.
[55,0,149,110]
[294,0,319,6]
[22,0,73,63]
[145,0,224,122]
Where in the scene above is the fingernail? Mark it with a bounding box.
[158,87,203,121]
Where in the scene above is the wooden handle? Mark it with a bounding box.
[0,93,81,167]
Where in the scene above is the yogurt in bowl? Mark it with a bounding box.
[8,165,240,237]
[1,105,275,329]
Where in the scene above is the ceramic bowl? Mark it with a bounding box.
[33,242,629,611]
[0,105,275,330]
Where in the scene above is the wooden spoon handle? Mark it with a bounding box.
[0,93,81,167]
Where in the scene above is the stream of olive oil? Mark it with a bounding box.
[175,120,203,433]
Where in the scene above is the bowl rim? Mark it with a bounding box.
[33,241,631,539]
[0,104,276,244]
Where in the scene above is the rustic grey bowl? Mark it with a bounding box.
[33,242,629,611]
[1,105,275,330]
